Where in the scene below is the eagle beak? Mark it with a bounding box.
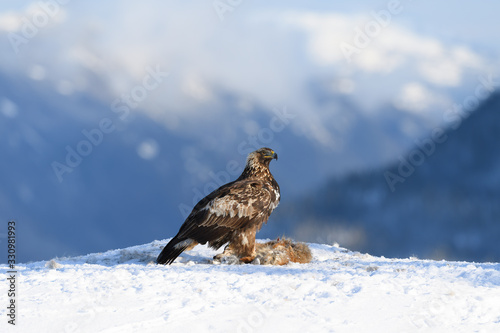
[264,150,278,161]
[262,149,278,160]
[263,150,278,160]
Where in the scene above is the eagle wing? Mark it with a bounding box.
[176,179,277,248]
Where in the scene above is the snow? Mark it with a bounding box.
[1,239,500,332]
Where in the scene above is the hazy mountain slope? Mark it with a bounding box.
[283,93,500,262]
[0,69,425,263]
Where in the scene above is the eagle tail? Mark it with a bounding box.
[156,236,196,265]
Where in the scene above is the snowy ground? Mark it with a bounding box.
[1,239,500,333]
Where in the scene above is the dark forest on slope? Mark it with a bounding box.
[279,93,500,262]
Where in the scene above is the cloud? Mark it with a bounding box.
[286,11,486,86]
[417,46,484,87]
[181,73,214,103]
[284,12,355,65]
[0,3,495,150]
[0,11,22,31]
[393,82,450,115]
[0,2,67,32]
[418,60,462,87]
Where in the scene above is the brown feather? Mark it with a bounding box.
[157,147,280,264]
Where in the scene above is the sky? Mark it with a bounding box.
[1,1,500,147]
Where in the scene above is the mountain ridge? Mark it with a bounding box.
[282,92,500,262]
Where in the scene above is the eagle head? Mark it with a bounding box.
[245,147,278,171]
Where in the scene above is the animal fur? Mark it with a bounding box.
[213,237,312,265]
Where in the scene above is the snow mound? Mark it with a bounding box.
[1,240,500,332]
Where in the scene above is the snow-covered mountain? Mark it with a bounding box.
[1,1,500,263]
[281,93,500,262]
[0,69,436,263]
[1,239,499,332]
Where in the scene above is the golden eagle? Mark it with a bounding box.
[157,147,280,264]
